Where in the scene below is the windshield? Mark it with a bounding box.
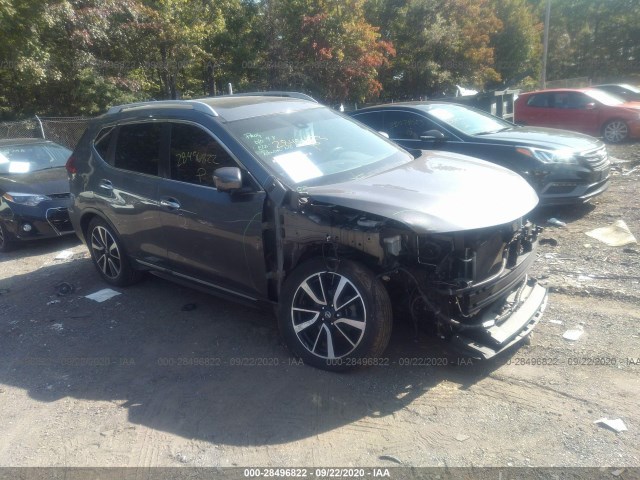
[0,143,71,174]
[585,89,625,106]
[227,107,411,187]
[419,103,512,136]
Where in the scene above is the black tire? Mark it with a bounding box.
[0,222,15,253]
[87,217,143,287]
[602,119,629,143]
[278,258,393,371]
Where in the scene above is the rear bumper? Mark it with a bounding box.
[450,278,548,359]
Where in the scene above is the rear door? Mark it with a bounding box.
[156,121,268,299]
[92,121,169,265]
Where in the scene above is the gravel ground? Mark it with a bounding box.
[0,142,638,471]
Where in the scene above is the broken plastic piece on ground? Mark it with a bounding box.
[586,220,638,247]
[549,319,563,325]
[46,299,61,305]
[181,303,197,311]
[55,282,75,296]
[594,418,627,433]
[563,328,583,341]
[54,250,74,260]
[539,238,558,246]
[85,288,121,303]
[378,455,403,465]
[547,218,566,227]
[455,434,470,442]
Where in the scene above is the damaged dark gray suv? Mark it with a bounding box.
[68,96,548,371]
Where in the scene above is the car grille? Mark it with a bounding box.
[46,207,73,235]
[578,146,609,170]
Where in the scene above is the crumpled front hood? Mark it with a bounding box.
[306,151,539,234]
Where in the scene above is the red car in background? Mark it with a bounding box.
[515,88,640,143]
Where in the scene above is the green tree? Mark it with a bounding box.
[255,0,395,103]
[366,0,501,99]
[490,0,542,88]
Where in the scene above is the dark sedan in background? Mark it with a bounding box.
[349,102,610,206]
[0,138,74,251]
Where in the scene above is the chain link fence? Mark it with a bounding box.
[0,116,90,150]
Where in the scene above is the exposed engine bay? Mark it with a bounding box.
[277,193,548,359]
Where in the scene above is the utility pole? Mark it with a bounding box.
[541,0,551,88]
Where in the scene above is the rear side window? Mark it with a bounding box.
[526,94,551,107]
[114,123,163,176]
[94,127,114,161]
[169,123,237,187]
[351,111,384,132]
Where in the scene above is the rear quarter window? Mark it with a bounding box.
[94,127,115,161]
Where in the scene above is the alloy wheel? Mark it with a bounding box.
[603,120,628,143]
[91,226,121,279]
[291,271,367,359]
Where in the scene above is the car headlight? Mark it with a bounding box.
[516,147,578,164]
[2,192,51,206]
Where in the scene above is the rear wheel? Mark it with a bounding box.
[278,258,393,371]
[87,217,142,286]
[0,222,15,252]
[602,119,629,143]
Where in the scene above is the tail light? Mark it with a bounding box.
[65,155,77,174]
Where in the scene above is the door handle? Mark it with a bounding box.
[99,179,113,190]
[160,198,181,210]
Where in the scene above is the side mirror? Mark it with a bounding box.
[378,131,390,138]
[585,102,597,110]
[419,130,446,140]
[213,167,242,192]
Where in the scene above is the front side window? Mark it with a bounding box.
[226,106,410,187]
[169,123,236,187]
[114,123,163,176]
[384,111,433,139]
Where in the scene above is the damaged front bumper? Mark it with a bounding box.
[450,278,547,359]
[405,221,548,360]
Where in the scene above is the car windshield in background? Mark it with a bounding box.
[227,107,410,187]
[585,89,626,106]
[419,103,513,136]
[0,143,71,174]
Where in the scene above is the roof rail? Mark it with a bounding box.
[106,100,218,116]
[223,91,319,103]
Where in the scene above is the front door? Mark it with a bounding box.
[156,122,267,299]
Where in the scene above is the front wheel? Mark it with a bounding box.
[0,222,15,252]
[278,258,393,371]
[87,217,143,287]
[602,119,629,143]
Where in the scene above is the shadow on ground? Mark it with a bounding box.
[0,256,508,447]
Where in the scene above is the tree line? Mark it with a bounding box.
[0,0,638,119]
